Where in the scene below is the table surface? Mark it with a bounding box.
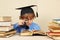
[0,35,53,40]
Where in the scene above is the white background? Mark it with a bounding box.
[0,0,60,33]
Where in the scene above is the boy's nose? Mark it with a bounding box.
[24,19,28,22]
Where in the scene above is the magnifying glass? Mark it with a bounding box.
[23,19,29,30]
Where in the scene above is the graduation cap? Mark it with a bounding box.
[16,5,38,17]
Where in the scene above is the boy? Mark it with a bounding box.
[13,5,44,34]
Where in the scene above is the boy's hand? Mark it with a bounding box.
[18,19,25,25]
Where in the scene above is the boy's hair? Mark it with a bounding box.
[20,7,35,19]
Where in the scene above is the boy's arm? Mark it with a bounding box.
[13,20,25,29]
[13,23,19,30]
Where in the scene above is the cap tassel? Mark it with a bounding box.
[36,12,38,17]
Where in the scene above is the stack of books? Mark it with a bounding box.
[47,19,60,40]
[0,16,15,37]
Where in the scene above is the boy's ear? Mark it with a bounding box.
[36,12,38,17]
[19,16,23,19]
[19,16,21,19]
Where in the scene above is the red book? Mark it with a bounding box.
[47,32,60,36]
[49,26,60,32]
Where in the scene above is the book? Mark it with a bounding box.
[0,16,11,22]
[47,33,60,40]
[6,29,16,34]
[0,16,3,21]
[0,22,11,26]
[53,18,60,24]
[20,30,46,36]
[47,32,60,36]
[3,16,11,22]
[0,31,6,37]
[52,35,60,40]
[0,29,16,37]
[20,31,33,36]
[0,33,6,37]
[0,26,13,31]
[49,22,60,27]
[49,26,60,32]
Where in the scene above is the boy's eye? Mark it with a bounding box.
[20,16,34,20]
[20,13,35,20]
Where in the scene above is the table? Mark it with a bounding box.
[0,35,53,40]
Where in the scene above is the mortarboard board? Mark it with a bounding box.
[16,5,38,17]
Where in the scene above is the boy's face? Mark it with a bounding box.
[20,13,35,25]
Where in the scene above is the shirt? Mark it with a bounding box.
[13,22,40,33]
